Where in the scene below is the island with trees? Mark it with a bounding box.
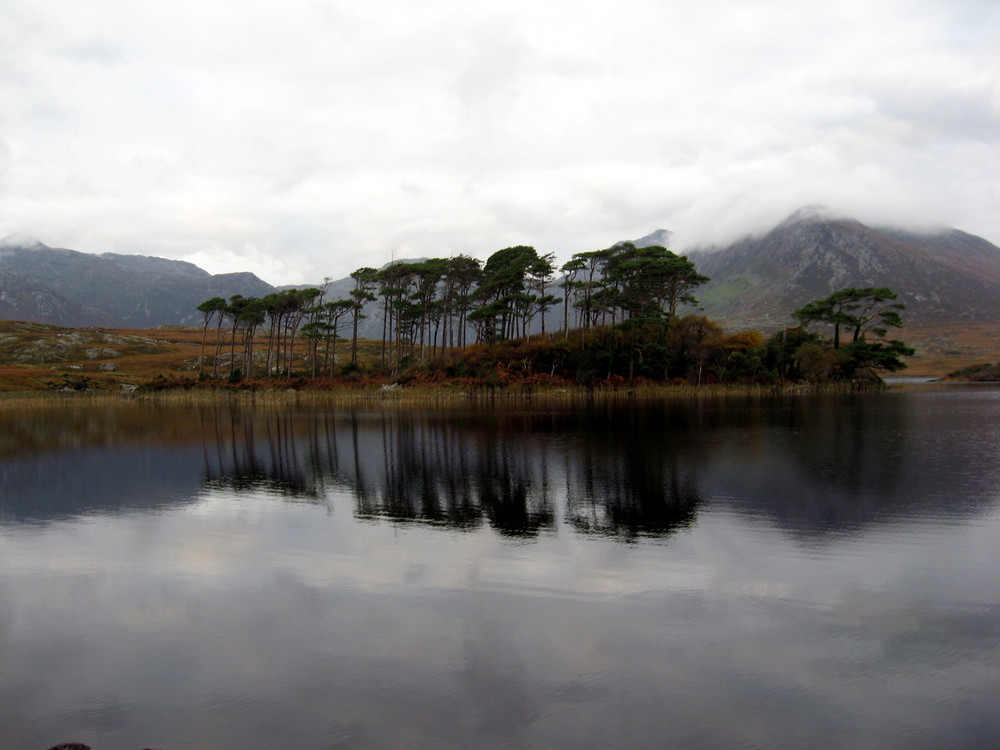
[187,242,914,392]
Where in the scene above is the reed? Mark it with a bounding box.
[0,380,892,413]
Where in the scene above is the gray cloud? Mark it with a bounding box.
[0,0,997,283]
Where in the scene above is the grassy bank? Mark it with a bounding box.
[0,380,906,415]
[1,318,995,394]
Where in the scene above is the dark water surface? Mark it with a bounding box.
[1,389,999,749]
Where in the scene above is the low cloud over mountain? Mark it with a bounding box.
[3,207,1000,336]
[685,209,1000,330]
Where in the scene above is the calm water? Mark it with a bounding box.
[1,389,999,749]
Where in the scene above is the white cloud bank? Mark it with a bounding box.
[1,0,997,283]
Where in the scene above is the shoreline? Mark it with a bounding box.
[0,380,963,410]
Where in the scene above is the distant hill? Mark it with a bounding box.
[686,209,1000,331]
[0,240,277,328]
[0,265,112,325]
[5,212,1000,340]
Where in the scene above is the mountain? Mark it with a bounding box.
[0,240,277,328]
[686,209,1000,330]
[0,266,112,325]
[5,212,1000,341]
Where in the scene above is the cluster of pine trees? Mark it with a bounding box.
[195,243,912,385]
[195,242,708,380]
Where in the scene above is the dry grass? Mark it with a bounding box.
[899,319,1000,376]
[0,321,388,392]
[0,317,998,391]
[0,381,897,418]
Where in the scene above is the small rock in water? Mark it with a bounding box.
[46,744,91,750]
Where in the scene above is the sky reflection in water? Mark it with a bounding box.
[1,390,999,749]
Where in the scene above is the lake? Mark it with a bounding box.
[1,388,999,749]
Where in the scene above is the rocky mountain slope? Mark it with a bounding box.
[0,240,277,328]
[0,266,112,325]
[685,209,1000,330]
[5,209,1000,339]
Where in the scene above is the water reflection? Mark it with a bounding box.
[192,394,1000,539]
[554,405,699,538]
[198,406,699,539]
[2,392,1000,749]
[200,408,327,500]
[2,392,998,538]
[0,402,207,522]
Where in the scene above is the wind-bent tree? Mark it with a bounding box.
[572,250,605,334]
[793,287,912,379]
[376,263,411,370]
[196,296,227,376]
[262,292,289,375]
[441,255,481,351]
[349,267,378,365]
[411,259,446,362]
[560,256,585,339]
[844,287,905,343]
[794,287,905,349]
[283,288,322,376]
[321,299,353,375]
[238,297,267,377]
[298,297,353,378]
[224,295,245,376]
[527,252,558,336]
[657,249,709,318]
[300,320,325,379]
[222,295,266,378]
[209,296,231,377]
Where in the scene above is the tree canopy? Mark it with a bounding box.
[193,250,914,388]
[793,287,904,349]
[792,287,913,379]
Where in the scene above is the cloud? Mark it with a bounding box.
[0,0,997,283]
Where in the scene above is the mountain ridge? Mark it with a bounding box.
[685,213,1000,330]
[0,241,277,328]
[3,211,1000,338]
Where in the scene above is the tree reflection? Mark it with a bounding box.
[3,393,990,536]
[195,402,703,540]
[355,410,554,536]
[474,428,554,537]
[200,408,339,500]
[562,403,701,539]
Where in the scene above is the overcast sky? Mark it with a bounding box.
[1,0,997,285]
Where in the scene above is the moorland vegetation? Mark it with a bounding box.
[188,243,914,391]
[0,243,920,393]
